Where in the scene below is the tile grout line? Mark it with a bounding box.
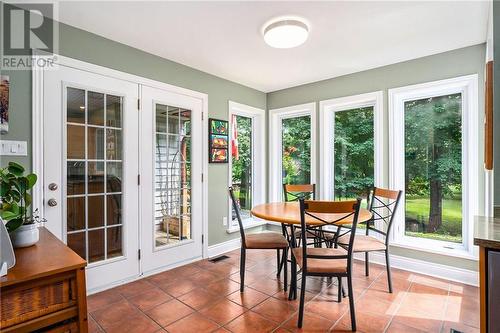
[326,268,384,331]
[438,283,453,333]
[381,272,415,333]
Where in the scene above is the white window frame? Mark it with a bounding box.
[227,101,266,232]
[388,75,479,259]
[269,102,317,202]
[319,91,384,201]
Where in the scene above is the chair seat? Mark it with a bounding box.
[292,247,348,274]
[338,234,386,252]
[245,232,288,249]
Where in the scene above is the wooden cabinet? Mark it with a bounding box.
[0,228,88,333]
[474,217,500,333]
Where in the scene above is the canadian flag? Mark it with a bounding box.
[231,114,239,160]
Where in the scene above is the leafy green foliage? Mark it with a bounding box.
[334,107,374,200]
[282,116,311,185]
[405,93,462,238]
[0,162,38,232]
[232,116,252,210]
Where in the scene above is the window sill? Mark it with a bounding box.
[226,218,268,234]
[390,240,478,261]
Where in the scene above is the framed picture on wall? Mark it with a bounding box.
[209,118,229,163]
[0,75,9,134]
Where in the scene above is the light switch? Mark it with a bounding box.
[0,140,28,156]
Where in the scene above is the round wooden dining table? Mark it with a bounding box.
[251,201,373,226]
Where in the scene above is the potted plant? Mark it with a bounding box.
[0,162,44,248]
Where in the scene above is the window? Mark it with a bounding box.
[389,75,478,256]
[231,114,252,220]
[269,103,316,202]
[154,104,192,247]
[319,92,383,203]
[228,101,265,230]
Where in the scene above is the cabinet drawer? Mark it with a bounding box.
[1,273,77,329]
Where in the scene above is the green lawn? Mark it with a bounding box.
[405,197,462,243]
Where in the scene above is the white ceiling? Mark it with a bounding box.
[57,1,490,92]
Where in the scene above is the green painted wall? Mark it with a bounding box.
[0,21,267,246]
[267,44,486,271]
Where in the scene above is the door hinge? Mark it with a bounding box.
[202,234,204,244]
[137,174,141,185]
[202,112,204,121]
[201,173,204,182]
[138,249,141,260]
[137,99,140,110]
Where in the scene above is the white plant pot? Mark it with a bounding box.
[10,224,39,248]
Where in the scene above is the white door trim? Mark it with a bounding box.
[32,54,209,260]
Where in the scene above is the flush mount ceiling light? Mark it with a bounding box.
[263,17,309,49]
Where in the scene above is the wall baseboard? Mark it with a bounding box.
[355,251,478,286]
[208,237,241,258]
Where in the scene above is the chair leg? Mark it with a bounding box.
[347,275,356,331]
[276,249,282,277]
[297,272,307,328]
[365,252,370,276]
[289,255,296,300]
[240,248,246,292]
[337,277,342,303]
[385,249,393,293]
[282,247,288,292]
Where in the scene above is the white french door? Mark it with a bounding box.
[140,85,204,274]
[43,64,140,291]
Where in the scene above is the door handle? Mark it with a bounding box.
[47,198,58,207]
[48,183,58,191]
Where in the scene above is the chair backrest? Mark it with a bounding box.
[228,187,246,246]
[283,184,316,202]
[367,187,402,245]
[298,198,362,272]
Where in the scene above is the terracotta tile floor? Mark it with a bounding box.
[87,249,479,333]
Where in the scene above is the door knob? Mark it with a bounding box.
[48,183,58,191]
[47,198,57,207]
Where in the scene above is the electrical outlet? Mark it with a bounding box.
[223,216,228,226]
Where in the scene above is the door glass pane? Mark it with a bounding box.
[67,87,85,124]
[404,93,462,243]
[106,95,122,128]
[88,195,105,228]
[67,161,85,195]
[282,115,311,188]
[88,161,104,194]
[67,232,86,259]
[106,129,122,160]
[88,92,104,126]
[155,103,192,247]
[334,107,374,208]
[87,127,104,160]
[88,229,105,263]
[67,125,85,159]
[65,87,124,263]
[107,226,122,258]
[67,197,85,231]
[231,115,252,223]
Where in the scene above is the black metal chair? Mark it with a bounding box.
[277,184,319,277]
[290,198,362,331]
[229,187,288,292]
[337,187,402,293]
